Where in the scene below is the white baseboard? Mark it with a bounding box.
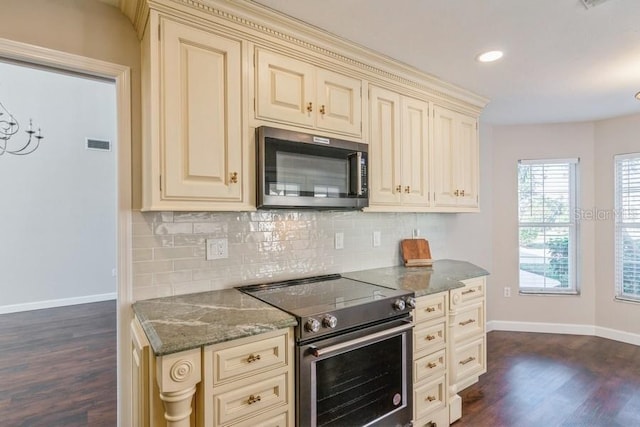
[487,320,640,346]
[0,293,117,315]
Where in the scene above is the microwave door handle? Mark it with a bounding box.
[309,322,413,358]
[348,152,363,196]
[356,152,363,196]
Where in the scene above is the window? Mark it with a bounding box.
[615,153,640,302]
[518,159,578,293]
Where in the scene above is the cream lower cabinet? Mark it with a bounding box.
[412,292,449,426]
[448,277,487,423]
[369,86,430,210]
[432,105,480,210]
[142,11,252,211]
[131,318,294,427]
[255,48,363,138]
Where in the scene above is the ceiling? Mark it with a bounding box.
[251,0,640,125]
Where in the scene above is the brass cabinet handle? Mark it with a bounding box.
[459,319,476,326]
[320,104,326,115]
[425,307,436,313]
[404,186,410,193]
[247,394,261,405]
[426,334,436,341]
[459,356,476,365]
[307,102,313,112]
[230,172,238,183]
[427,362,438,369]
[461,288,476,295]
[426,396,436,402]
[460,189,465,197]
[454,190,459,196]
[246,354,261,363]
[395,185,402,193]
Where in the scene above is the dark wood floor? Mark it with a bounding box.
[0,301,117,427]
[456,331,640,427]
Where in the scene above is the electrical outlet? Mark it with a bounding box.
[373,231,381,247]
[206,238,228,260]
[335,232,344,250]
[504,287,511,297]
[412,229,420,238]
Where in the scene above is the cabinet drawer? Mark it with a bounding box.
[414,349,446,383]
[451,301,484,343]
[414,406,449,427]
[414,375,447,420]
[450,277,484,308]
[414,321,446,355]
[414,293,447,324]
[452,336,485,385]
[232,410,289,427]
[212,333,288,385]
[214,372,289,425]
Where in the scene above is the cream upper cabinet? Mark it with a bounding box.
[255,48,362,137]
[432,106,479,210]
[142,12,252,211]
[368,86,430,210]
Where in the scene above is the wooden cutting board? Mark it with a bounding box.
[401,239,433,267]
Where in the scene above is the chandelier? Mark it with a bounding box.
[0,101,44,156]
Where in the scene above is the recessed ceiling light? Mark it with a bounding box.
[635,91,640,101]
[477,50,504,63]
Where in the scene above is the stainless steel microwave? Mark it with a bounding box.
[256,127,369,209]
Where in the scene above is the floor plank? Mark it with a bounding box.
[0,301,116,427]
[455,331,640,427]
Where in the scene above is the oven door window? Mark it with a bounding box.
[265,138,350,198]
[312,335,406,427]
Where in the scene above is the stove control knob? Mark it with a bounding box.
[322,314,338,329]
[305,318,321,333]
[405,297,416,310]
[393,299,406,311]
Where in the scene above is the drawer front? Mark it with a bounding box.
[414,293,447,324]
[213,334,287,385]
[451,301,484,343]
[414,349,446,383]
[450,277,485,308]
[452,336,486,385]
[414,375,447,420]
[215,373,288,425]
[232,410,289,427]
[414,406,449,427]
[414,321,446,355]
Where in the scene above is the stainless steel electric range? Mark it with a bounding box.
[237,274,415,427]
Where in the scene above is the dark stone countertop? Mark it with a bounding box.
[343,259,489,297]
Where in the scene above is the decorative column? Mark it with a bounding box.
[156,348,202,427]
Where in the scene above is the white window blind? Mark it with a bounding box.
[615,153,640,302]
[518,159,578,293]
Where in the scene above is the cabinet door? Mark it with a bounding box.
[432,106,458,207]
[316,68,362,136]
[161,18,243,201]
[401,97,430,207]
[256,49,315,128]
[369,86,402,205]
[456,113,479,208]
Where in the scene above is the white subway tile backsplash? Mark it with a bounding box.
[131,209,462,302]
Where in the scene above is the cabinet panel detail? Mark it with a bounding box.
[414,375,447,420]
[213,334,287,385]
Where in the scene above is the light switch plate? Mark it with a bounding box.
[335,232,344,250]
[206,238,228,260]
[373,231,381,247]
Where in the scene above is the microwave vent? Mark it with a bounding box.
[86,138,111,151]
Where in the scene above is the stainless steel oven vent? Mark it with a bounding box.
[86,138,111,151]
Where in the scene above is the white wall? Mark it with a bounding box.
[0,61,117,311]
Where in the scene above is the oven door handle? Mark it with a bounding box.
[309,322,413,358]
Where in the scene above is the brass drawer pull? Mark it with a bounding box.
[425,334,436,341]
[306,102,313,112]
[320,104,326,115]
[230,172,238,183]
[426,395,436,402]
[246,354,261,363]
[454,189,459,196]
[427,362,437,369]
[396,185,402,193]
[247,394,261,405]
[459,319,476,326]
[459,356,476,365]
[404,186,410,193]
[460,189,465,197]
[425,307,436,313]
[461,288,476,295]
